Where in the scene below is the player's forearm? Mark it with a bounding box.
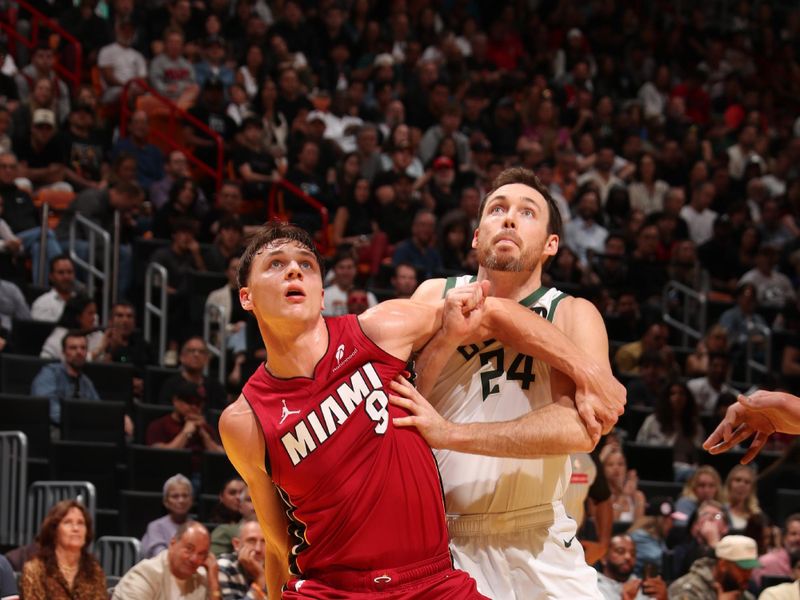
[485,298,604,387]
[414,329,459,397]
[444,400,594,458]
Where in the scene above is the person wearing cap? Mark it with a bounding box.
[422,155,460,217]
[184,76,237,168]
[668,534,760,599]
[629,497,685,579]
[597,534,667,600]
[145,378,223,454]
[194,35,234,91]
[149,27,199,109]
[232,116,277,199]
[97,18,147,104]
[62,103,109,192]
[16,108,69,193]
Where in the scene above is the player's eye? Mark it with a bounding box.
[271,260,283,268]
[521,209,534,217]
[490,205,505,214]
[300,261,312,269]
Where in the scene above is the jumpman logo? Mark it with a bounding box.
[279,399,301,425]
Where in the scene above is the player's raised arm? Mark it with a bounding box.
[219,397,290,598]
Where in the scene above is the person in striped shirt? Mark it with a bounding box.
[217,520,267,600]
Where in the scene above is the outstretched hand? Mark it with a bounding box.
[703,392,786,464]
[389,375,455,449]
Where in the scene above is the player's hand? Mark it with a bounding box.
[702,392,785,464]
[389,375,455,449]
[642,576,667,600]
[621,577,641,600]
[574,369,626,438]
[442,281,491,344]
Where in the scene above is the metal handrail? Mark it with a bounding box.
[0,431,28,546]
[119,78,224,192]
[745,321,772,387]
[268,178,331,254]
[662,279,707,351]
[37,202,49,286]
[144,263,169,366]
[0,0,83,91]
[69,212,111,325]
[203,303,227,385]
[25,481,96,545]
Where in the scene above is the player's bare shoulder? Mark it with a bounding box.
[550,295,599,330]
[219,395,265,469]
[411,277,448,304]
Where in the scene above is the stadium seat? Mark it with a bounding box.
[143,365,181,403]
[637,479,683,501]
[699,450,748,481]
[196,493,219,521]
[127,444,192,492]
[49,440,119,508]
[186,270,228,325]
[775,489,800,524]
[61,399,126,446]
[132,401,173,444]
[83,362,135,405]
[118,490,165,538]
[10,318,56,356]
[623,405,653,439]
[201,451,238,496]
[0,354,56,394]
[0,393,51,457]
[623,442,674,482]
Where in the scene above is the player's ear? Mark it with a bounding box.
[239,287,253,311]
[543,234,559,258]
[471,227,479,249]
[320,288,325,312]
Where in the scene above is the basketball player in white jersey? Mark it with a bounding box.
[389,167,622,598]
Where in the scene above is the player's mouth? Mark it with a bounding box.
[285,286,306,301]
[493,233,521,248]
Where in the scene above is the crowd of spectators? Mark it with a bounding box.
[1,0,800,597]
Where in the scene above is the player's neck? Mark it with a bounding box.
[260,317,328,378]
[476,267,543,302]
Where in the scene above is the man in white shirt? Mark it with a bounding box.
[687,352,736,416]
[31,255,82,321]
[739,246,796,310]
[577,146,624,205]
[597,534,667,600]
[680,181,718,246]
[97,19,147,104]
[565,187,608,265]
[112,521,220,600]
[727,125,763,180]
[322,251,377,316]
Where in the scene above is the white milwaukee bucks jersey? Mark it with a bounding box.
[429,275,572,514]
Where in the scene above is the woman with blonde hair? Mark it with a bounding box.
[19,500,106,599]
[601,446,646,526]
[724,464,761,533]
[674,465,724,526]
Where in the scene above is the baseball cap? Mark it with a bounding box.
[32,109,56,127]
[173,380,205,405]
[644,497,687,520]
[715,535,762,569]
[432,156,454,170]
[306,110,327,124]
[373,53,395,68]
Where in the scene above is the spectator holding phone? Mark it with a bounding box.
[597,534,667,599]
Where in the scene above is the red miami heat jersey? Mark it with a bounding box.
[242,315,450,580]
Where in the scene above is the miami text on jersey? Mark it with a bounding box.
[280,362,389,465]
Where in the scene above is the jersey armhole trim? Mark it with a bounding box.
[547,292,568,323]
[442,276,457,298]
[240,391,274,480]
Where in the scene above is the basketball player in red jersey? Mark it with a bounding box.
[220,222,622,598]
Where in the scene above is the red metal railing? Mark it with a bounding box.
[0,0,82,91]
[268,179,331,254]
[120,78,224,192]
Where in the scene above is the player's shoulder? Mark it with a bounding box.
[219,395,258,442]
[411,277,448,303]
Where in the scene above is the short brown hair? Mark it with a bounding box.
[480,167,563,239]
[237,221,325,287]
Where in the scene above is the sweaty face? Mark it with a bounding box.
[474,184,555,273]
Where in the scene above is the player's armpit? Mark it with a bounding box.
[219,396,290,598]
